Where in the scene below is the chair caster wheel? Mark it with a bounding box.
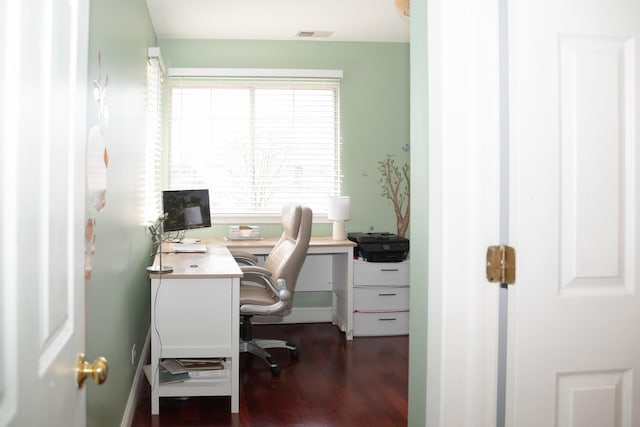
[290,349,300,359]
[266,356,281,376]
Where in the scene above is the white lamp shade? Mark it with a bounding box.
[328,196,351,221]
[328,196,350,240]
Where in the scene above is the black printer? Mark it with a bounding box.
[348,232,409,262]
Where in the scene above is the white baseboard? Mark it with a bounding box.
[253,306,332,324]
[120,327,151,427]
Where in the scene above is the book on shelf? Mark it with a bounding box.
[159,367,189,384]
[187,369,230,380]
[177,358,225,371]
[160,358,187,374]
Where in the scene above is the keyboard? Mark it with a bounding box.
[173,243,207,253]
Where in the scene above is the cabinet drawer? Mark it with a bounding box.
[354,260,409,286]
[353,311,409,336]
[354,287,410,311]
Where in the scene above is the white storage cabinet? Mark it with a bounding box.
[353,259,410,336]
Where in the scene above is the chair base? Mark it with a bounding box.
[240,315,299,376]
[239,339,299,377]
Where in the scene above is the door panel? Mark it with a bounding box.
[559,35,633,296]
[0,0,89,425]
[507,0,640,425]
[556,370,632,427]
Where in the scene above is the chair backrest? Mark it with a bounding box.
[264,204,313,300]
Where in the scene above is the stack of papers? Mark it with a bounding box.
[160,358,227,381]
[228,225,261,240]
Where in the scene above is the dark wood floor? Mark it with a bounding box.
[131,323,408,426]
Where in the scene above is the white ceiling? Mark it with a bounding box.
[145,0,410,42]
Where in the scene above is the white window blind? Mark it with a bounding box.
[144,51,164,223]
[167,74,342,221]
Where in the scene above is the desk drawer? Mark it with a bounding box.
[354,260,410,287]
[354,287,409,311]
[353,311,409,336]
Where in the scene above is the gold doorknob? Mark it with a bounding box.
[76,353,108,388]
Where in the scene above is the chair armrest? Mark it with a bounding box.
[239,267,291,315]
[240,265,280,295]
[240,278,290,315]
[232,250,259,266]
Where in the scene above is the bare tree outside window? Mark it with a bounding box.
[169,80,341,220]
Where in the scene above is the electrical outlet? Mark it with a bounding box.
[131,344,136,365]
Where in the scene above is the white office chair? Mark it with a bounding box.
[233,204,312,376]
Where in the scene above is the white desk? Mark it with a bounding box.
[216,237,356,340]
[145,237,355,415]
[146,243,242,414]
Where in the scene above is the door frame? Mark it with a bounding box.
[426,0,503,425]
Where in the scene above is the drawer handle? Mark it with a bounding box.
[380,268,399,272]
[378,318,397,321]
[378,293,397,297]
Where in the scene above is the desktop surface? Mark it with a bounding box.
[149,243,243,279]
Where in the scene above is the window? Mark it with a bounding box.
[144,49,164,224]
[167,73,342,222]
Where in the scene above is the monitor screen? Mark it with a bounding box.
[162,189,212,233]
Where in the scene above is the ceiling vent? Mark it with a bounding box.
[296,31,334,38]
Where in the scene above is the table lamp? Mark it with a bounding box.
[328,196,351,240]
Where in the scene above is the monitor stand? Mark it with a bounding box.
[147,246,173,273]
[166,230,186,244]
[147,216,174,274]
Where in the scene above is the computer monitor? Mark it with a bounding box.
[162,189,212,233]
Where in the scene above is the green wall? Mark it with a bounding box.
[408,0,429,424]
[158,39,410,239]
[85,0,156,425]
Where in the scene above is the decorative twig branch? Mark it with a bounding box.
[378,157,410,237]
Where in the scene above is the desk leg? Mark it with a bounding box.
[231,276,240,413]
[151,388,159,415]
[345,247,354,341]
[231,365,239,412]
[330,248,355,340]
[150,280,160,414]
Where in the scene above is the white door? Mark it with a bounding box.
[507,0,640,425]
[0,0,91,426]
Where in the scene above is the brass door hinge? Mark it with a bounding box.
[486,245,516,285]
